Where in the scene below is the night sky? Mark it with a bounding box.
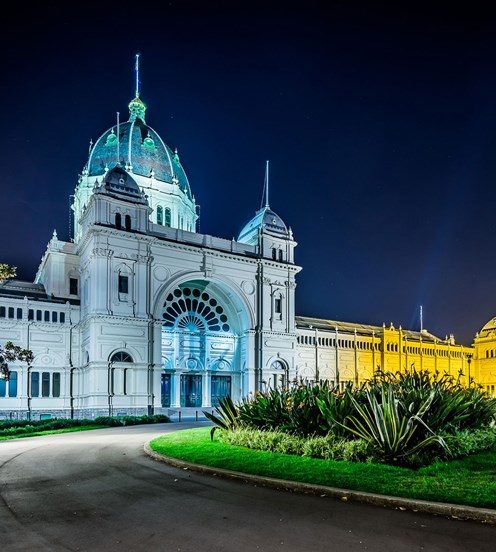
[1,1,495,345]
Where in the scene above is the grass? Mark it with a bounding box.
[150,427,496,509]
[0,425,106,440]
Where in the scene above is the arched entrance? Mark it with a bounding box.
[159,279,248,408]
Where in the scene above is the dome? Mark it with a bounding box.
[86,96,192,199]
[98,166,147,203]
[238,206,289,244]
[479,317,496,336]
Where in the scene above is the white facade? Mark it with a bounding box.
[0,92,301,419]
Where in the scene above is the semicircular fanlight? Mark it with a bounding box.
[162,286,231,333]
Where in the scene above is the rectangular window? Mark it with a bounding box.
[274,297,282,314]
[42,372,50,397]
[17,308,23,319]
[31,372,40,397]
[28,309,34,320]
[0,377,6,397]
[44,310,50,322]
[8,307,14,319]
[60,312,66,323]
[272,248,277,260]
[278,249,283,261]
[52,311,58,323]
[8,371,17,397]
[70,278,78,296]
[52,372,60,398]
[0,306,5,317]
[118,275,129,294]
[36,310,42,321]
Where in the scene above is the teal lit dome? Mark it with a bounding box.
[238,206,289,244]
[86,95,192,199]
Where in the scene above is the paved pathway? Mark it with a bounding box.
[1,423,494,551]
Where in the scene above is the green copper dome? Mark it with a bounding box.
[86,96,192,199]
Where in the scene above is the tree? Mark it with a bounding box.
[0,342,33,381]
[0,264,16,281]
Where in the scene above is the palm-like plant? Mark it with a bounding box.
[203,395,240,440]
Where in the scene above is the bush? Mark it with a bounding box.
[218,427,374,463]
[0,414,169,437]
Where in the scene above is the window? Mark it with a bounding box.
[275,297,282,314]
[28,309,34,320]
[118,275,129,294]
[272,248,277,260]
[0,377,5,397]
[16,308,22,320]
[110,351,133,363]
[157,205,163,225]
[44,310,50,322]
[8,307,14,319]
[60,312,66,324]
[0,306,5,318]
[125,215,131,231]
[9,371,17,397]
[52,373,60,398]
[278,249,283,262]
[70,278,78,295]
[36,310,42,321]
[42,372,50,397]
[31,372,40,397]
[52,311,58,323]
[164,207,171,227]
[115,212,122,229]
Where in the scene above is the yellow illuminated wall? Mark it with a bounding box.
[295,316,488,392]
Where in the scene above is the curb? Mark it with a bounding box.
[144,443,496,525]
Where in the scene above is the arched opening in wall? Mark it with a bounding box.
[267,359,288,390]
[164,207,171,227]
[160,280,248,408]
[110,351,133,396]
[115,212,122,229]
[157,205,163,225]
[125,215,131,231]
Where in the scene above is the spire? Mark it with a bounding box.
[135,53,140,98]
[128,53,146,122]
[116,112,120,165]
[260,160,270,210]
[265,160,270,208]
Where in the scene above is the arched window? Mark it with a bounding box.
[164,207,171,227]
[111,351,133,363]
[278,249,283,262]
[115,213,122,229]
[110,352,133,396]
[272,248,277,260]
[125,215,131,231]
[157,206,163,225]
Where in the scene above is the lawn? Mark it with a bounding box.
[150,426,496,509]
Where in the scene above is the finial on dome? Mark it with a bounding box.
[135,53,140,97]
[128,53,146,122]
[52,229,58,240]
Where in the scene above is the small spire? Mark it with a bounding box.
[135,53,141,98]
[88,139,93,156]
[52,229,58,240]
[116,112,120,165]
[264,160,270,208]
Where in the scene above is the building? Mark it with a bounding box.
[0,83,494,420]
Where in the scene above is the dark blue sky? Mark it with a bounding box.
[1,1,495,345]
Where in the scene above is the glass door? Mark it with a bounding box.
[180,374,202,407]
[211,375,231,406]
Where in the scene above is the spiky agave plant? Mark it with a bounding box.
[203,395,240,441]
[319,384,447,464]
